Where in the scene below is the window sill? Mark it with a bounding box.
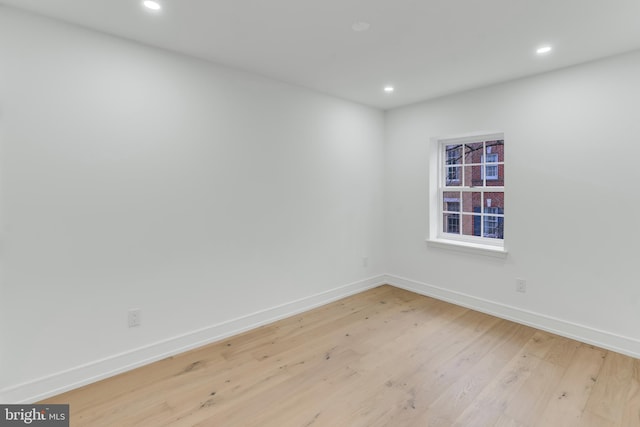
[426,238,508,258]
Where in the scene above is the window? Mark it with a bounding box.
[429,132,505,252]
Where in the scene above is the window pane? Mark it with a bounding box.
[443,192,460,212]
[445,144,462,165]
[445,165,461,186]
[443,213,460,234]
[464,165,483,187]
[485,140,504,162]
[483,192,504,239]
[462,192,482,213]
[485,164,498,180]
[483,215,503,239]
[483,192,504,213]
[486,164,504,186]
[461,214,481,237]
[485,153,498,163]
[464,142,483,164]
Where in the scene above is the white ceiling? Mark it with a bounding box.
[3,0,640,109]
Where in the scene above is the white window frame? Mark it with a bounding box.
[427,132,506,257]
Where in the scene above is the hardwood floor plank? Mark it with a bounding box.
[410,322,533,426]
[502,357,564,425]
[534,344,607,427]
[584,350,634,423]
[634,358,640,380]
[450,340,546,426]
[577,411,617,427]
[39,286,640,427]
[493,414,528,427]
[620,378,640,427]
[543,334,581,368]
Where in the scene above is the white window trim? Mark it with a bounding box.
[426,238,508,258]
[427,131,507,257]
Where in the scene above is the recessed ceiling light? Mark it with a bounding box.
[352,22,371,32]
[143,0,161,11]
[536,45,552,55]
[384,86,394,93]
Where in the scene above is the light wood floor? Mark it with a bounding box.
[41,285,640,426]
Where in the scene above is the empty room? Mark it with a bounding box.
[1,1,639,426]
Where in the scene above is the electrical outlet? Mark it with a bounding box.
[516,278,527,293]
[128,309,141,328]
[362,256,369,267]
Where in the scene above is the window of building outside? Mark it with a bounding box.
[430,133,505,253]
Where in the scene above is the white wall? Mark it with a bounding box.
[0,6,386,401]
[385,49,640,356]
[4,3,640,405]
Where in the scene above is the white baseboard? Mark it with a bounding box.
[383,274,640,359]
[0,275,387,404]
